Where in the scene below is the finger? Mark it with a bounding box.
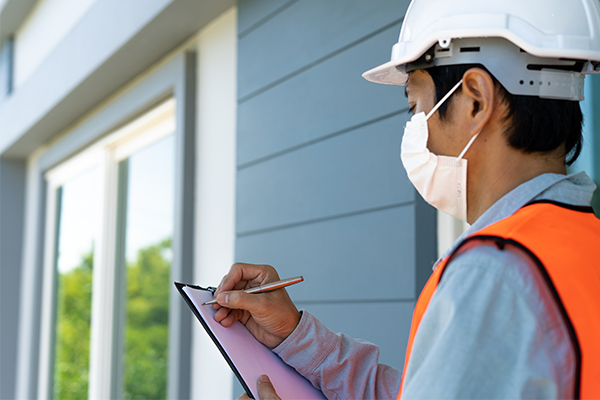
[216,290,269,314]
[216,263,279,294]
[213,305,232,323]
[216,264,258,293]
[236,394,252,400]
[219,308,249,328]
[213,303,246,326]
[256,375,281,400]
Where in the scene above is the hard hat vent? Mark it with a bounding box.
[459,47,480,53]
[414,38,585,101]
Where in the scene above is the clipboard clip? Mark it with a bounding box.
[178,282,217,294]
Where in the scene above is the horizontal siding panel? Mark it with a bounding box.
[236,205,416,301]
[237,24,406,166]
[238,0,409,99]
[236,113,414,233]
[298,301,414,369]
[237,0,295,37]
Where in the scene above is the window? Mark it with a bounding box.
[40,99,175,399]
[0,36,14,103]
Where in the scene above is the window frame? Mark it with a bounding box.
[31,51,195,400]
[18,9,238,399]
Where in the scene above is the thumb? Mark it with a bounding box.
[217,290,263,312]
[257,375,280,400]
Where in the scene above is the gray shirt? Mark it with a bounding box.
[273,172,597,399]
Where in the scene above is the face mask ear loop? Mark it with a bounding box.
[426,79,464,120]
[457,131,480,160]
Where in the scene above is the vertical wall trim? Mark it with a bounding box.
[0,158,26,400]
[15,150,46,400]
[110,160,129,400]
[193,7,237,399]
[37,182,62,400]
[572,75,600,216]
[586,76,600,215]
[168,51,195,400]
[415,195,438,296]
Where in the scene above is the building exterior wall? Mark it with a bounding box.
[234,2,438,395]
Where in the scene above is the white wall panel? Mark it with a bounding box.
[192,7,237,400]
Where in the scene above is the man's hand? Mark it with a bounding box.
[212,263,302,348]
[237,375,281,400]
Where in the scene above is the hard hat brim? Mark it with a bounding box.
[362,59,409,86]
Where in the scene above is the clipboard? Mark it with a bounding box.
[175,282,326,399]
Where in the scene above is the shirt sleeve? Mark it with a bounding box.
[273,310,402,400]
[401,242,575,399]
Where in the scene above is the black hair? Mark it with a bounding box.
[424,64,583,165]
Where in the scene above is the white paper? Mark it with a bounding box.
[182,286,325,400]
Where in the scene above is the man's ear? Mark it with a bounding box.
[461,68,495,134]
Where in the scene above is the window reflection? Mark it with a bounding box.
[119,135,174,400]
[52,167,99,399]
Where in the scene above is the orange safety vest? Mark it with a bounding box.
[398,201,600,399]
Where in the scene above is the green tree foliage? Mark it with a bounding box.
[52,238,171,400]
[53,251,93,400]
[123,238,171,400]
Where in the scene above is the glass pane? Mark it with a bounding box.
[52,167,100,399]
[121,135,174,400]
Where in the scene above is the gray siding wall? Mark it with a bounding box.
[235,0,437,394]
[0,159,26,400]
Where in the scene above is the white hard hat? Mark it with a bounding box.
[362,0,600,101]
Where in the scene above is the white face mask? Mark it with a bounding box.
[401,79,479,222]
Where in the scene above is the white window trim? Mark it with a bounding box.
[191,7,237,400]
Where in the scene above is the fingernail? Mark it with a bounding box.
[217,293,229,304]
[259,375,270,383]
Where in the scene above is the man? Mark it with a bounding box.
[212,0,600,398]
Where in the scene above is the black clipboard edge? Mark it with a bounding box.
[174,282,254,399]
